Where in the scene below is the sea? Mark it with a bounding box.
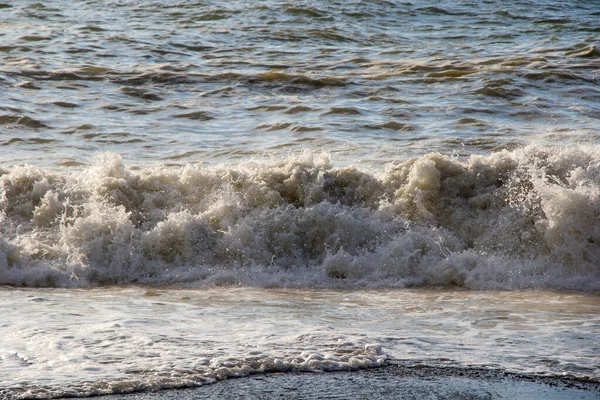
[1,0,599,398]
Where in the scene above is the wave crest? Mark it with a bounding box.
[1,145,598,290]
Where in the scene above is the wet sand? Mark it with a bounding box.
[69,366,600,400]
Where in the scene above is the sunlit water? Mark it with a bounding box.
[1,0,599,398]
[1,0,599,167]
[2,287,599,399]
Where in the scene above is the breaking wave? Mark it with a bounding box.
[1,144,599,290]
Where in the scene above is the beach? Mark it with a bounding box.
[1,1,599,398]
[73,366,600,400]
[2,287,599,399]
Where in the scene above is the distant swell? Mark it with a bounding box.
[1,144,599,291]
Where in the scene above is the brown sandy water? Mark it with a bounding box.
[1,1,599,399]
[1,0,598,168]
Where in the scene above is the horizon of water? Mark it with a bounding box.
[1,1,599,398]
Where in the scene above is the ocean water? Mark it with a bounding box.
[1,0,599,398]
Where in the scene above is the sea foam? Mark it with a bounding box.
[1,144,598,290]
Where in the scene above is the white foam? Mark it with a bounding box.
[1,287,598,398]
[0,144,598,290]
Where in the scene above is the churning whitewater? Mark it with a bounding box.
[1,144,598,291]
[1,1,600,399]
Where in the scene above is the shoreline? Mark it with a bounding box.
[65,365,600,400]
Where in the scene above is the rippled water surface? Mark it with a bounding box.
[1,1,599,399]
[1,0,599,167]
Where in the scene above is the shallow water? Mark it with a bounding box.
[1,287,599,398]
[75,368,600,400]
[1,1,599,398]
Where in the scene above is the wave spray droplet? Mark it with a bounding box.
[1,145,598,291]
